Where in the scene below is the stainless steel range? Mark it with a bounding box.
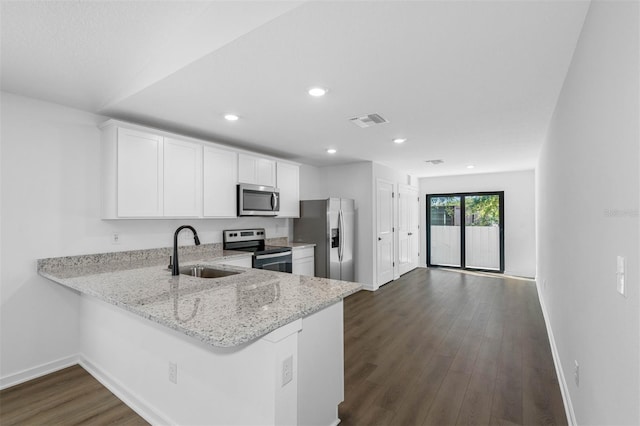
[223,228,292,273]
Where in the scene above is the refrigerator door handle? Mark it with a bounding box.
[338,209,345,262]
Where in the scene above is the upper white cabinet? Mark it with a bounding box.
[203,146,237,218]
[238,153,276,187]
[276,162,300,218]
[164,138,203,217]
[104,127,164,218]
[101,120,298,220]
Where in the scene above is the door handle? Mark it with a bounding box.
[338,210,344,262]
[408,232,413,236]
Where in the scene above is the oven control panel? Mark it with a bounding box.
[223,228,265,243]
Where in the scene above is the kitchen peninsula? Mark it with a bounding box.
[38,245,360,426]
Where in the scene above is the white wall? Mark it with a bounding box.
[0,92,289,384]
[536,2,639,425]
[298,164,324,200]
[419,170,536,277]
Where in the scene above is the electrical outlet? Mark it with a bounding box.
[112,233,120,245]
[574,360,579,387]
[282,356,293,387]
[169,362,177,384]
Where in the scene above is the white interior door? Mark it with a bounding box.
[376,179,394,286]
[398,184,419,275]
[408,187,420,270]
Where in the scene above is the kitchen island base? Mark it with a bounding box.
[79,294,344,426]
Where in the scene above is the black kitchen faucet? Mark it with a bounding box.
[172,225,201,276]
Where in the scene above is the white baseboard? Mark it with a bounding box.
[79,355,172,426]
[361,282,376,291]
[504,270,535,279]
[1,353,170,425]
[0,354,79,390]
[535,281,577,426]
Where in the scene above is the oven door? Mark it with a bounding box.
[253,251,292,273]
[238,184,280,216]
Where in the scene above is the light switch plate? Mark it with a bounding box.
[616,256,626,296]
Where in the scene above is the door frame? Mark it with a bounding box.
[397,184,419,276]
[426,191,505,273]
[375,178,396,288]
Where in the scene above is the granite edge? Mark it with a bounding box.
[37,244,252,274]
[39,264,360,348]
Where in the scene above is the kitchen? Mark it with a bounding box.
[1,2,639,426]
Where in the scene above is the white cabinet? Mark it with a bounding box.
[203,146,237,218]
[101,120,300,220]
[293,246,315,277]
[276,162,300,218]
[110,127,164,218]
[164,138,202,217]
[238,153,276,186]
[298,301,344,426]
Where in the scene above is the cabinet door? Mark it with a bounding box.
[294,257,315,277]
[204,146,237,217]
[117,128,164,217]
[238,153,276,186]
[293,247,315,276]
[238,153,258,184]
[276,162,299,217]
[257,158,276,187]
[163,138,202,217]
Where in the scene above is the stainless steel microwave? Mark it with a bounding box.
[237,184,280,216]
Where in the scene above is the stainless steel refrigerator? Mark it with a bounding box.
[293,198,355,281]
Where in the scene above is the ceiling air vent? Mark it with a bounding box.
[349,113,389,128]
[425,159,444,165]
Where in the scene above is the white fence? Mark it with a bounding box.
[430,226,500,270]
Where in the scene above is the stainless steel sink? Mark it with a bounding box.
[179,265,241,279]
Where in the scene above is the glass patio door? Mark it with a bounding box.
[427,196,462,267]
[427,192,504,272]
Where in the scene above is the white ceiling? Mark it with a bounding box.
[1,1,590,177]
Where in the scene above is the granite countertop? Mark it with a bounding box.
[287,242,317,249]
[263,237,315,250]
[38,245,360,348]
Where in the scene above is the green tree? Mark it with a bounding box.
[466,195,499,226]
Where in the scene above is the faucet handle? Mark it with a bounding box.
[168,255,173,270]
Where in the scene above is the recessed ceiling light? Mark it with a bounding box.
[392,138,407,144]
[224,114,239,121]
[466,165,475,169]
[308,87,327,97]
[326,148,337,154]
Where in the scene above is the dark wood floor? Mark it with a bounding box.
[0,365,148,425]
[1,268,565,426]
[339,268,567,426]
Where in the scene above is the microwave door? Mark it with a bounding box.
[239,185,278,216]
